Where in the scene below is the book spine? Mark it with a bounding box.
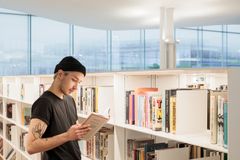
[210,95,217,144]
[223,101,228,148]
[170,96,176,134]
[207,90,210,130]
[125,91,131,124]
[217,95,224,146]
[165,90,169,133]
[162,93,166,132]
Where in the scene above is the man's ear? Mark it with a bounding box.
[57,69,64,79]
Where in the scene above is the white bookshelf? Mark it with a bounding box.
[0,134,31,160]
[116,123,227,153]
[0,74,115,160]
[112,68,234,160]
[0,68,239,160]
[0,76,46,160]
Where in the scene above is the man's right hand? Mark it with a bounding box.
[67,124,91,141]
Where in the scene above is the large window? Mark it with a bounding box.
[228,25,240,33]
[2,7,240,76]
[31,17,70,74]
[74,26,108,72]
[145,29,160,69]
[227,25,240,66]
[0,14,28,75]
[175,28,199,68]
[227,33,240,66]
[202,29,225,67]
[111,30,144,71]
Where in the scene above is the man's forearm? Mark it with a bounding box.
[27,132,69,154]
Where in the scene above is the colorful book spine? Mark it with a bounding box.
[223,101,228,148]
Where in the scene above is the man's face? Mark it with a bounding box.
[60,71,84,95]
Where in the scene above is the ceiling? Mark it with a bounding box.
[0,0,240,30]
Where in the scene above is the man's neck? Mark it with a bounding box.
[48,84,64,99]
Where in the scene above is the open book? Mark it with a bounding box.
[79,112,109,140]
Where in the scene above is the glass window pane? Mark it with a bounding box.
[175,28,199,68]
[0,14,28,75]
[227,33,240,66]
[203,25,222,31]
[112,30,144,71]
[74,26,108,72]
[145,29,160,69]
[182,27,198,30]
[202,31,224,67]
[228,25,240,33]
[31,17,70,74]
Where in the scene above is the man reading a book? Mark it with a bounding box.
[26,56,91,160]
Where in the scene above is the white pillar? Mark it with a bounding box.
[160,7,167,69]
[160,8,176,69]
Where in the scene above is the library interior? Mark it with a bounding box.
[0,0,240,160]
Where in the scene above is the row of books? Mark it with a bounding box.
[39,83,114,117]
[4,83,39,103]
[210,91,227,148]
[5,123,28,152]
[5,102,31,126]
[79,127,114,160]
[71,86,113,116]
[125,87,228,148]
[4,144,29,160]
[127,138,227,160]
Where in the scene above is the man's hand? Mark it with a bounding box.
[67,124,91,140]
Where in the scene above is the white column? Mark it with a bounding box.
[160,7,167,69]
[160,8,176,69]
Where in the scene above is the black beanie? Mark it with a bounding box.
[54,56,86,76]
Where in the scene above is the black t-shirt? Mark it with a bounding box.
[31,91,81,160]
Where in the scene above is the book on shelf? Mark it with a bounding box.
[10,125,18,146]
[78,112,109,140]
[0,138,3,155]
[125,88,161,129]
[6,103,14,119]
[0,98,3,115]
[151,95,162,131]
[0,121,3,134]
[20,83,25,100]
[190,155,220,160]
[79,128,113,160]
[134,88,159,128]
[144,142,168,160]
[6,124,13,140]
[21,106,31,126]
[223,102,228,148]
[77,86,113,116]
[6,148,16,160]
[20,132,28,151]
[209,90,227,145]
[165,89,177,133]
[127,138,154,160]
